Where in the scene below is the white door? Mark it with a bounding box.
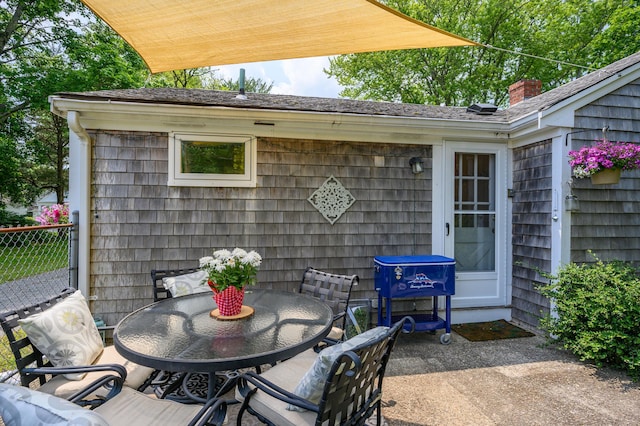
[443,142,507,308]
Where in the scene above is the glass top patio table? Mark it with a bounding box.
[113,289,333,374]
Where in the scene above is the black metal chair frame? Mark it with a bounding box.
[0,374,228,426]
[0,287,136,408]
[235,317,411,426]
[299,267,359,337]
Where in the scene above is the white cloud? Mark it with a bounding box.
[215,57,342,98]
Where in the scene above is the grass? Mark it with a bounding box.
[0,329,25,373]
[0,238,68,283]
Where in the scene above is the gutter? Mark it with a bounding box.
[68,111,91,145]
[50,97,511,144]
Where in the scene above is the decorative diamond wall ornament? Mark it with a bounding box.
[308,175,356,225]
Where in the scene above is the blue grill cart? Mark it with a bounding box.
[374,255,455,344]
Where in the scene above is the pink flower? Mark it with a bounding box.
[35,204,69,225]
[568,140,640,178]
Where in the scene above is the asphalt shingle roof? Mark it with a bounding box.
[55,51,640,124]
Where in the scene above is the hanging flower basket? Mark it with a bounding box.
[568,140,640,184]
[590,168,621,185]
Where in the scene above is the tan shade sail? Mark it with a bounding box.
[82,0,478,73]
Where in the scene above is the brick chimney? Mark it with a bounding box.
[509,79,542,106]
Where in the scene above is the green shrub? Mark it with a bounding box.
[345,305,370,339]
[0,209,36,227]
[538,255,640,380]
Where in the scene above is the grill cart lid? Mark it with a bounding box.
[374,255,455,266]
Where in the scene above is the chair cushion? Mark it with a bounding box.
[162,270,209,297]
[95,386,203,425]
[97,345,155,389]
[37,345,155,399]
[289,326,389,410]
[0,383,109,426]
[235,349,319,426]
[327,326,344,340]
[18,290,104,380]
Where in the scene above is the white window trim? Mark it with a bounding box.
[168,132,257,187]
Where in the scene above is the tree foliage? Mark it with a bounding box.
[1,6,152,207]
[147,69,274,93]
[1,0,89,119]
[327,0,639,107]
[209,75,274,93]
[1,1,273,211]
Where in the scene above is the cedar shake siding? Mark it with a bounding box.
[89,130,432,324]
[511,140,553,329]
[48,52,640,330]
[570,78,640,264]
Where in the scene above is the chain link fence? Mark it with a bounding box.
[0,220,77,384]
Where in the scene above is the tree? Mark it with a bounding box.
[0,1,86,208]
[0,135,26,207]
[327,0,639,107]
[0,88,31,207]
[148,68,274,92]
[24,112,69,204]
[1,4,151,208]
[145,69,209,88]
[0,2,271,210]
[0,0,89,122]
[588,0,640,67]
[34,20,151,205]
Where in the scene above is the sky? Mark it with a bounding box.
[215,56,343,99]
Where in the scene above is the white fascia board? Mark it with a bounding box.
[496,61,640,143]
[49,96,509,145]
[539,66,640,128]
[508,126,565,149]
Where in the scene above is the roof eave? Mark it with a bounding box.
[50,96,509,144]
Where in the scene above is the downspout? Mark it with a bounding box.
[67,111,91,299]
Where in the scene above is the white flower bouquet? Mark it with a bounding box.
[199,248,262,292]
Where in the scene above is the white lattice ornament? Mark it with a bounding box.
[307,175,356,225]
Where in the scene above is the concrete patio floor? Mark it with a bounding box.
[224,328,640,425]
[380,330,640,425]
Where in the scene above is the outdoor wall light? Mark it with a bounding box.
[564,180,580,212]
[409,157,424,174]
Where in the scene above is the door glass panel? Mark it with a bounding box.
[462,180,474,201]
[477,155,490,176]
[454,153,496,272]
[461,155,474,176]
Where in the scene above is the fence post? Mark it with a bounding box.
[70,210,79,290]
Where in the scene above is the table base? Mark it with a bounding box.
[153,371,237,404]
[210,305,255,320]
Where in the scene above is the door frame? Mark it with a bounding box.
[432,141,509,309]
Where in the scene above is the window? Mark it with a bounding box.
[168,133,256,187]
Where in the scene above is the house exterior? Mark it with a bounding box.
[5,192,68,217]
[49,51,640,331]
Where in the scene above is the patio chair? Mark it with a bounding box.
[235,317,412,426]
[150,266,217,402]
[299,267,359,340]
[0,374,227,426]
[0,287,155,407]
[151,266,206,302]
